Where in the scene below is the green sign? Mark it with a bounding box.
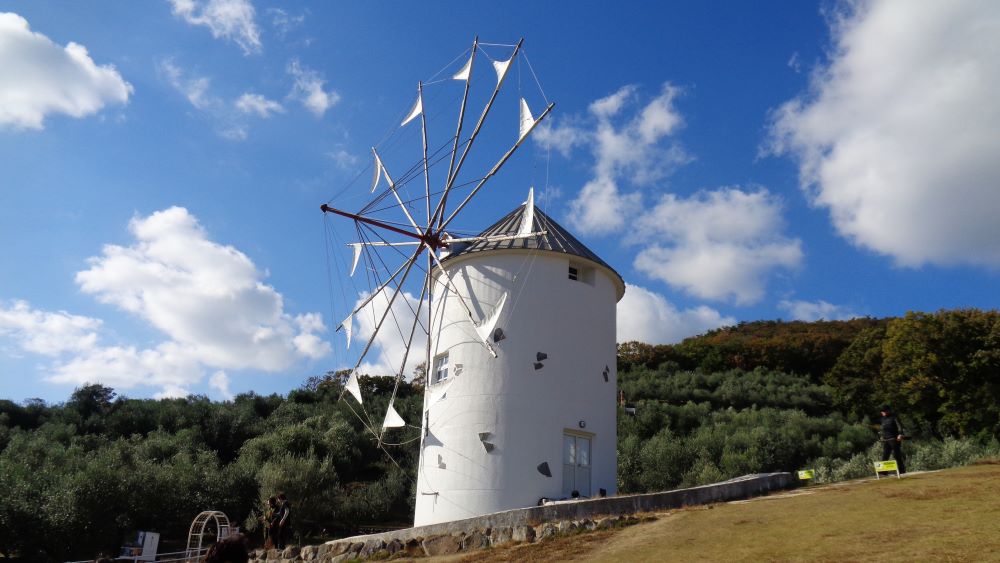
[797,469,815,480]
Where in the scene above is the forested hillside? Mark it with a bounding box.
[2,309,998,560]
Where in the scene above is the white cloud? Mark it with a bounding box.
[328,148,359,171]
[268,8,305,38]
[768,0,1000,267]
[787,52,802,74]
[209,370,233,399]
[2,210,329,398]
[287,59,339,117]
[544,84,800,305]
[633,188,803,305]
[50,341,203,393]
[347,288,426,378]
[0,300,101,356]
[533,117,587,158]
[567,177,642,235]
[538,83,691,234]
[160,59,213,110]
[218,124,248,141]
[779,299,859,321]
[235,92,283,117]
[617,284,734,344]
[155,385,193,400]
[169,0,261,55]
[0,12,132,129]
[76,206,330,370]
[160,59,255,140]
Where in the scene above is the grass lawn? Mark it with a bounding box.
[432,460,1000,562]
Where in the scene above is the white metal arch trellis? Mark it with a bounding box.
[186,511,232,559]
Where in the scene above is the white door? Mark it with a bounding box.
[562,433,592,497]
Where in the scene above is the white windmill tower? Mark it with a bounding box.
[321,38,623,527]
[415,188,624,525]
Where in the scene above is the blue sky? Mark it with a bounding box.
[1,1,998,403]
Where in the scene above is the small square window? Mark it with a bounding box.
[568,262,595,285]
[432,353,449,384]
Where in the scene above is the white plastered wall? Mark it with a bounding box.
[414,249,621,526]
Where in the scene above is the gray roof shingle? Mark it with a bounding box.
[443,202,623,285]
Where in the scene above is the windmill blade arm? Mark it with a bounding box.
[440,38,478,228]
[322,204,428,243]
[439,102,555,231]
[431,38,523,230]
[348,241,422,248]
[371,148,423,236]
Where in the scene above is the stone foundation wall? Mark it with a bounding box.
[249,472,795,562]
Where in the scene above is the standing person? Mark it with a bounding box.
[879,406,907,474]
[261,496,277,549]
[274,492,292,549]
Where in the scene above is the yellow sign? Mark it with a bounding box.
[797,470,815,480]
[874,460,898,472]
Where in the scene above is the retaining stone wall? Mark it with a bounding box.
[248,472,795,562]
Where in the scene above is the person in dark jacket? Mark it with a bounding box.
[879,405,907,474]
[273,492,292,549]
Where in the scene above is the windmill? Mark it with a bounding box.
[322,38,624,526]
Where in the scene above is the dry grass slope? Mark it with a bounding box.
[423,461,1000,563]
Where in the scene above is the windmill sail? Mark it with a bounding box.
[453,53,473,81]
[339,313,353,349]
[350,244,362,276]
[383,400,406,428]
[370,154,381,193]
[371,150,386,193]
[345,370,363,404]
[401,92,423,126]
[476,292,508,344]
[519,98,535,141]
[518,187,535,237]
[492,58,512,85]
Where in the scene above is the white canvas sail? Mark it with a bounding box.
[401,92,423,126]
[519,98,535,141]
[476,292,508,344]
[371,150,385,193]
[369,154,381,193]
[350,244,362,277]
[345,369,362,404]
[453,53,473,81]
[383,400,406,428]
[340,313,353,349]
[492,58,512,85]
[518,187,535,237]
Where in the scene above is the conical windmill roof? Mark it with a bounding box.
[444,200,625,291]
